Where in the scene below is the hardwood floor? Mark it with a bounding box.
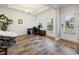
[8,35,78,55]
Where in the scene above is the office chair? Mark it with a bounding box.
[33,26,39,35]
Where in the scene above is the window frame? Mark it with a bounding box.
[64,15,76,34]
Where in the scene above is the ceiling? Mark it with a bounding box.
[7,4,68,15]
[51,4,69,8]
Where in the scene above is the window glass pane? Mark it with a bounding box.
[47,19,53,31]
[65,16,75,32]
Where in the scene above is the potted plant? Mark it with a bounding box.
[0,14,13,31]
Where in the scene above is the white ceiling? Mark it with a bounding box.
[8,4,49,15]
[51,4,68,8]
[7,4,68,15]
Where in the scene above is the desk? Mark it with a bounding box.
[27,28,46,36]
[0,31,17,55]
[39,30,46,36]
[0,31,17,46]
[0,36,16,46]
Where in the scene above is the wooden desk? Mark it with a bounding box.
[0,31,17,46]
[39,30,46,36]
[0,31,17,55]
[27,28,46,36]
[0,36,16,46]
[0,36,16,55]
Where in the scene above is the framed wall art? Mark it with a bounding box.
[18,19,23,24]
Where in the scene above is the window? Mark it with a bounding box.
[65,15,75,33]
[47,19,53,31]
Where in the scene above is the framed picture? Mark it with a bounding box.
[18,19,23,24]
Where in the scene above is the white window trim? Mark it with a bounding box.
[63,14,76,34]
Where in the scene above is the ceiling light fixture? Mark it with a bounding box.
[26,8,32,14]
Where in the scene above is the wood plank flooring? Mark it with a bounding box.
[8,35,78,55]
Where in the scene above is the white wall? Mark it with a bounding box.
[36,9,57,37]
[60,5,79,43]
[0,5,36,35]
